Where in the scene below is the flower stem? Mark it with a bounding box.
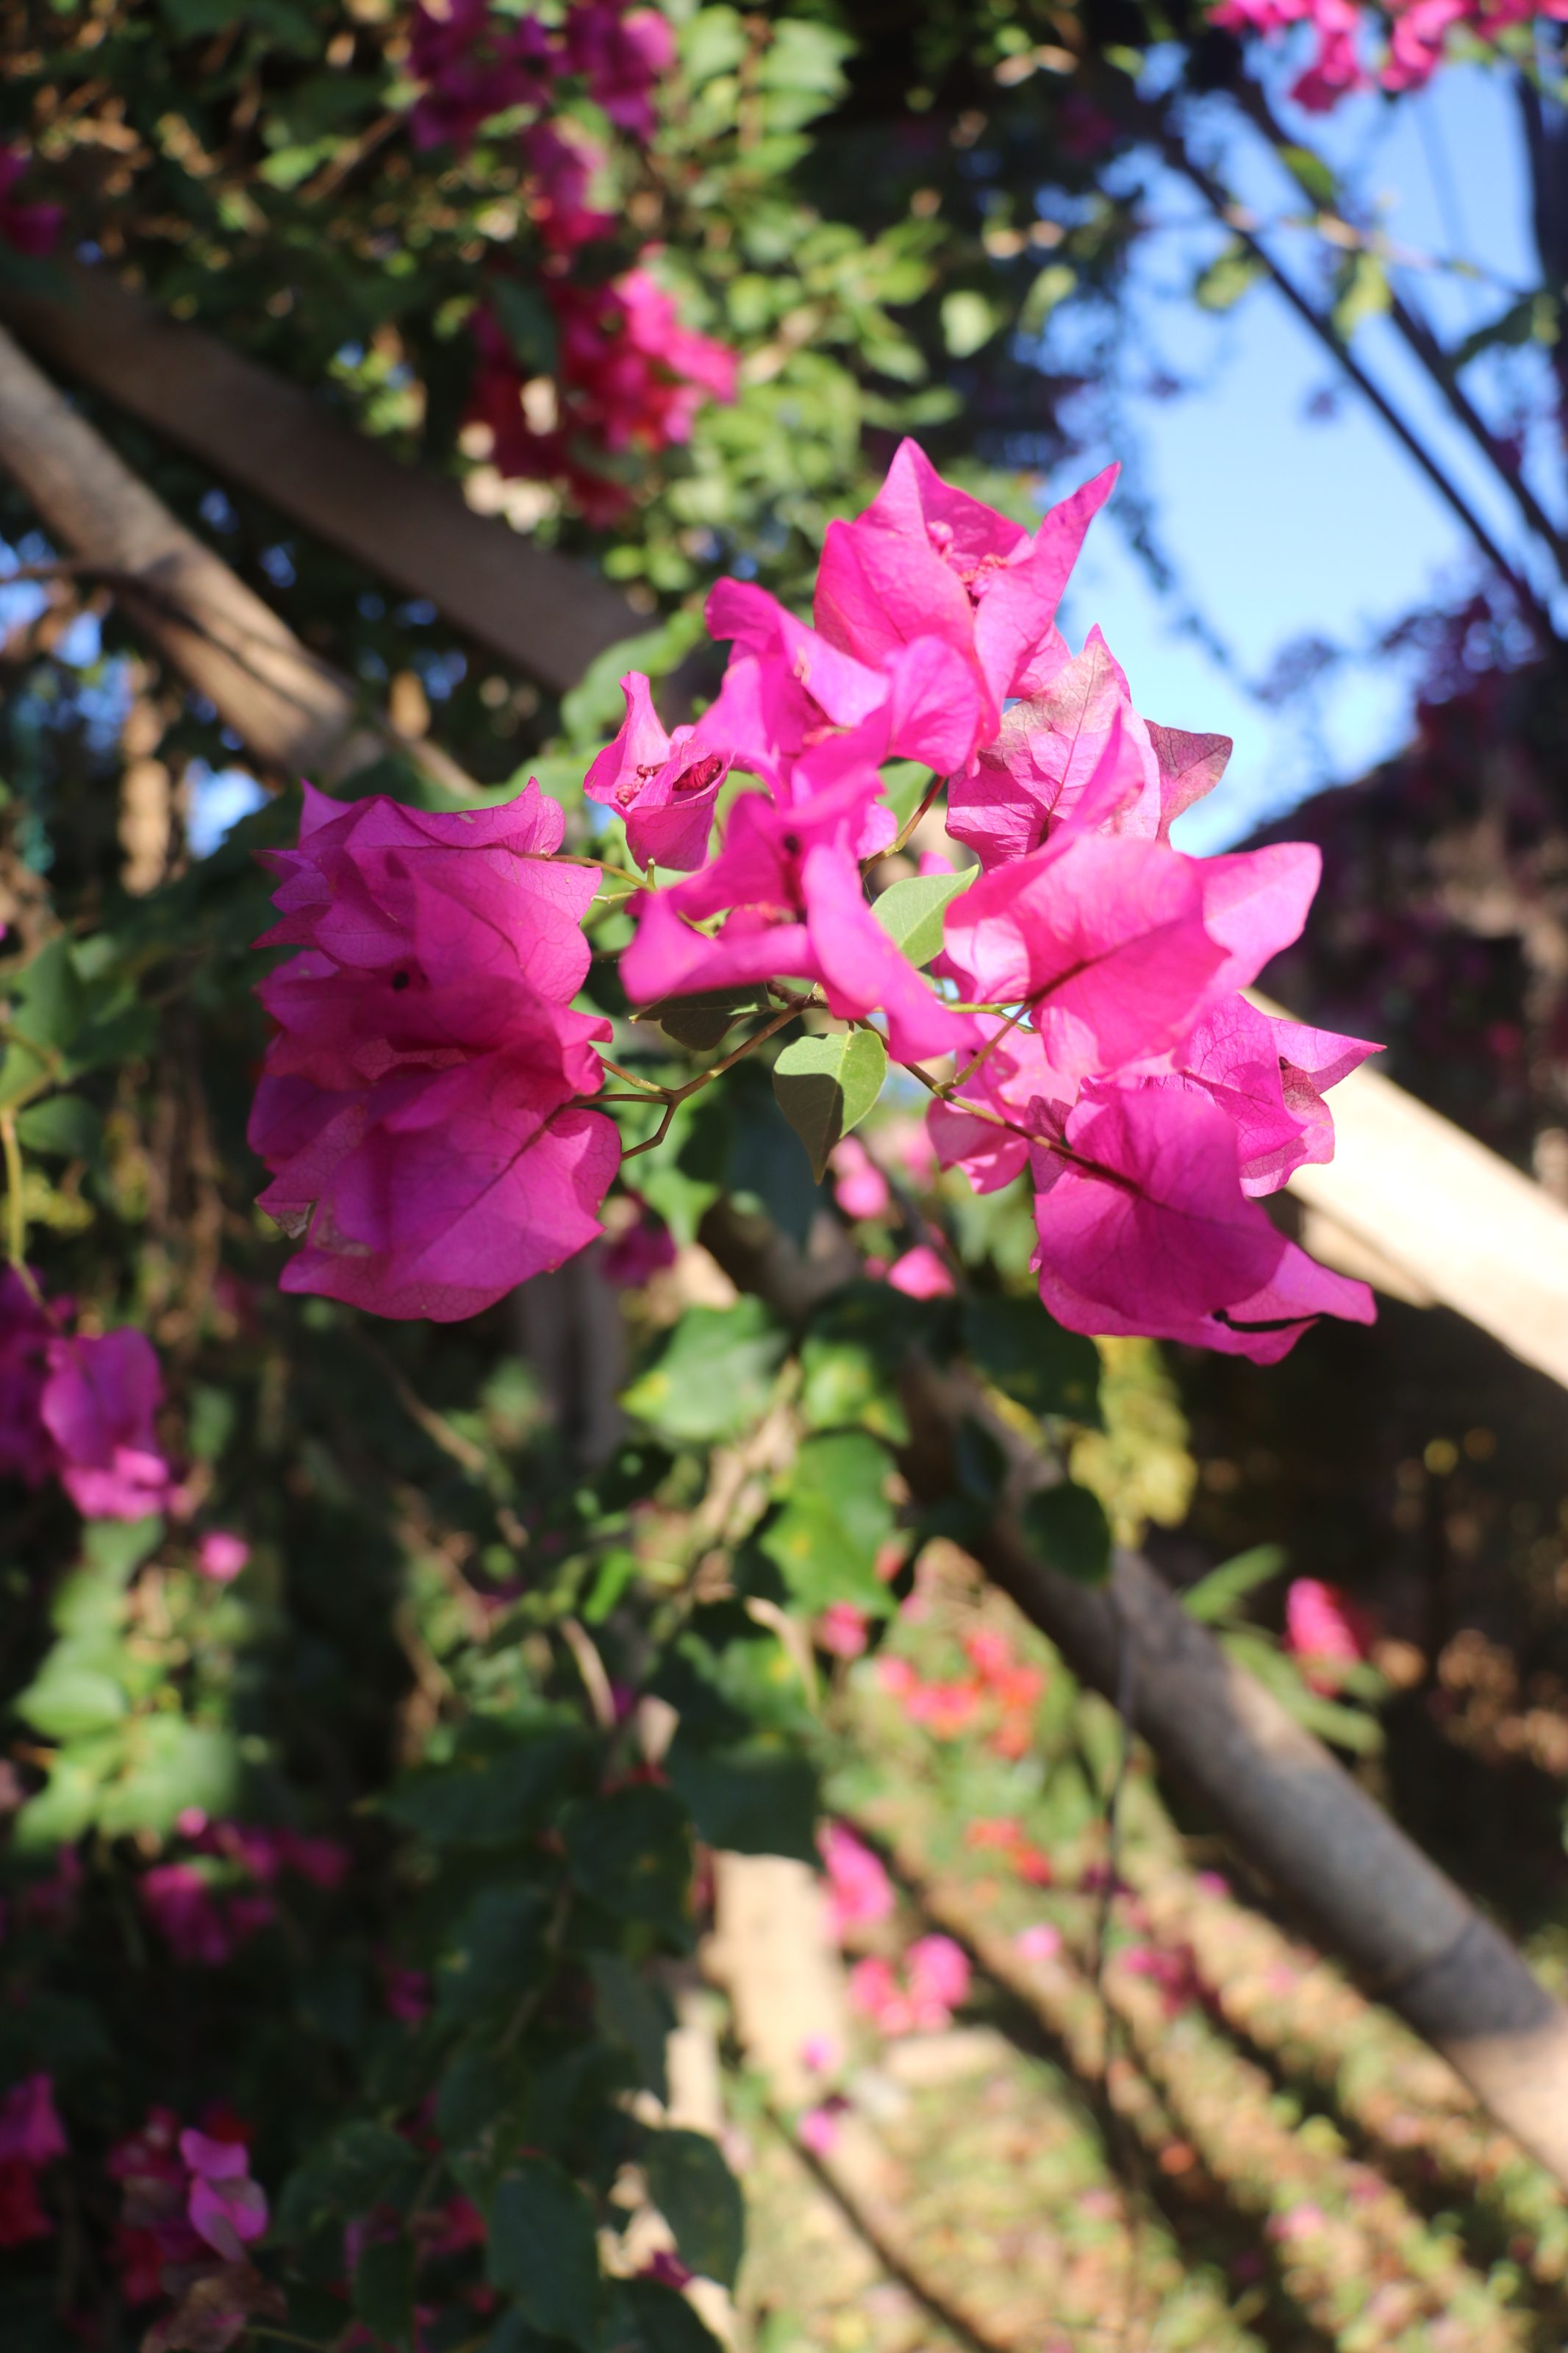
[0,1110,25,1276]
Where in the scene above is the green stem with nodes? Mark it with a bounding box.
[616,999,812,1161]
[950,998,1031,1093]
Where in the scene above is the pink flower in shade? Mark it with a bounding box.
[906,1934,970,2024]
[179,2129,268,2261]
[584,669,744,872]
[109,2110,207,2299]
[601,1195,679,1288]
[1014,1923,1064,1964]
[408,0,552,151]
[563,1,676,138]
[138,1865,243,1967]
[0,1268,57,1488]
[381,1959,433,2025]
[638,2247,695,2290]
[520,118,614,253]
[1285,1578,1375,1693]
[939,832,1229,1085]
[798,2099,848,2157]
[248,781,619,1322]
[829,1136,891,1221]
[620,774,966,1065]
[196,1530,249,1584]
[884,1245,955,1300]
[814,438,1118,748]
[820,1823,895,1940]
[40,1329,173,1521]
[1027,1082,1375,1363]
[0,2076,66,2168]
[817,1601,870,1660]
[0,149,62,257]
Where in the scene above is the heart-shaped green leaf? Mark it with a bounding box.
[871,869,973,968]
[772,1028,887,1181]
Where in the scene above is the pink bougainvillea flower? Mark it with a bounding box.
[179,2129,268,2262]
[563,0,675,138]
[817,1601,870,1659]
[0,148,62,257]
[884,1244,956,1299]
[109,2109,204,2299]
[1285,1579,1375,1692]
[408,0,553,151]
[1014,1923,1064,1963]
[815,438,1118,746]
[601,1193,679,1288]
[250,782,620,1321]
[1028,1082,1375,1362]
[819,1822,895,1938]
[139,1865,251,1968]
[1159,996,1380,1196]
[520,118,615,253]
[40,1329,173,1521]
[829,1135,892,1221]
[0,1268,57,1488]
[620,776,966,1063]
[847,1954,913,2035]
[0,2076,66,2169]
[705,576,984,788]
[906,1934,971,2024]
[939,832,1228,1084]
[196,1530,250,1584]
[798,2099,848,2156]
[584,668,744,871]
[948,631,1159,865]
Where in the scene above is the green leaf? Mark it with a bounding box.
[383,1712,593,1846]
[354,2238,416,2351]
[1194,240,1265,313]
[96,1718,242,1838]
[1181,1544,1286,1624]
[15,1660,127,1740]
[8,938,85,1053]
[963,1296,1101,1423]
[760,1431,894,1613]
[799,1332,908,1443]
[623,1299,787,1444]
[1333,250,1391,339]
[590,1954,675,2102]
[1019,1482,1111,1585]
[665,1729,819,1864]
[15,1095,101,1161]
[645,985,770,1051]
[941,289,999,357]
[435,1884,552,2028]
[277,2122,423,2235]
[1280,144,1338,206]
[771,1029,886,1182]
[870,869,973,968]
[487,2159,603,2347]
[642,2127,744,2289]
[562,1786,692,1945]
[624,2278,726,2353]
[1454,288,1560,370]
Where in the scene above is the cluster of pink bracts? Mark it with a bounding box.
[0,1269,173,1521]
[249,439,1377,1363]
[1212,0,1567,110]
[411,0,737,520]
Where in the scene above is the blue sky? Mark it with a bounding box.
[1048,60,1558,850]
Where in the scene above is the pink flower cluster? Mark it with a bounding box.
[878,1627,1046,1757]
[0,1270,174,1519]
[0,2074,67,2249]
[819,1821,895,1939]
[469,266,737,526]
[849,1934,971,2035]
[596,441,1378,1356]
[108,2110,267,2306]
[138,1815,350,1967]
[410,0,737,516]
[1211,0,1568,110]
[1284,1575,1375,1691]
[410,0,672,154]
[248,782,620,1321]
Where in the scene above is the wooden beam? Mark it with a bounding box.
[0,320,477,796]
[0,264,640,695]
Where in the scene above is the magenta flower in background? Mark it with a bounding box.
[408,0,553,151]
[180,2129,269,2260]
[829,1137,892,1221]
[819,1822,895,1939]
[0,1268,57,1488]
[1285,1577,1375,1692]
[601,1194,679,1288]
[564,1,675,137]
[0,2074,67,2168]
[817,1601,870,1660]
[884,1245,955,1300]
[0,148,62,257]
[40,1329,173,1521]
[521,118,615,253]
[196,1530,250,1584]
[905,1933,971,2024]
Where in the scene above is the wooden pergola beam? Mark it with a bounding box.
[0,265,640,696]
